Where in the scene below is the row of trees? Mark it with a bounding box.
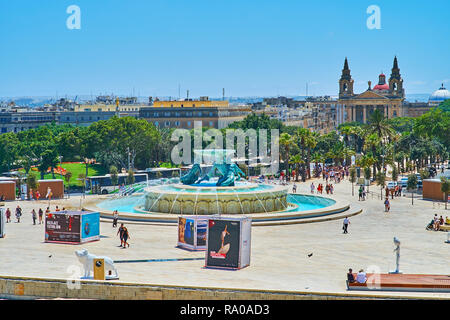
[0,117,172,180]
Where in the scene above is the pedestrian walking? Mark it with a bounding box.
[117,223,125,247]
[5,208,11,223]
[343,216,350,234]
[31,209,37,225]
[112,210,119,227]
[122,227,130,248]
[384,198,390,212]
[38,208,43,224]
[15,205,22,223]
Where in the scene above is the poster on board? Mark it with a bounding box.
[81,212,100,243]
[206,218,241,269]
[45,212,81,243]
[177,216,208,250]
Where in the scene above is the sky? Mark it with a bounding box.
[0,0,449,98]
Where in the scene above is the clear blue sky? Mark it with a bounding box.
[0,0,449,98]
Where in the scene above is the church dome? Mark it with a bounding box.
[373,83,389,90]
[429,84,450,102]
[373,73,389,90]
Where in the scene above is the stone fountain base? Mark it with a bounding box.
[143,183,289,215]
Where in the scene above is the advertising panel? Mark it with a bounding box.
[196,219,207,247]
[206,218,241,269]
[178,216,209,250]
[45,212,81,243]
[81,212,100,242]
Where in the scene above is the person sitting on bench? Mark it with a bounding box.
[356,269,367,283]
[347,268,355,283]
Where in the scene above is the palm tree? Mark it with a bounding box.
[279,133,294,181]
[312,153,324,178]
[294,128,310,181]
[289,154,304,182]
[349,166,357,196]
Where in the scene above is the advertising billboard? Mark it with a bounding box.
[81,212,100,242]
[206,218,241,269]
[45,212,81,243]
[45,211,100,244]
[177,216,208,250]
[196,219,207,247]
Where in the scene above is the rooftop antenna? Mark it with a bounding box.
[222,88,225,101]
[178,84,181,100]
[306,82,308,98]
[187,90,189,100]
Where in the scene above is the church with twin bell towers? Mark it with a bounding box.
[337,56,405,123]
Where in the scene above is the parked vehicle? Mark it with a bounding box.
[387,181,398,189]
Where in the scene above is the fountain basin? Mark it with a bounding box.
[143,183,288,215]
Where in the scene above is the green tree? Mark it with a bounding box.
[126,169,135,185]
[64,172,72,197]
[391,166,398,182]
[407,174,418,205]
[279,133,294,181]
[78,173,87,198]
[110,166,119,191]
[376,171,386,200]
[26,172,39,200]
[441,177,450,210]
[349,166,357,196]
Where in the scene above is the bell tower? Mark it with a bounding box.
[389,56,404,98]
[339,57,354,98]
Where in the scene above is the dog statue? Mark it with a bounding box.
[75,249,118,279]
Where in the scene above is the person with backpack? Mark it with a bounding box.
[15,205,22,223]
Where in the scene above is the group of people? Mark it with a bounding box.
[322,166,349,184]
[4,206,61,225]
[385,185,402,200]
[428,214,448,231]
[310,182,334,195]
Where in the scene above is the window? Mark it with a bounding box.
[154,121,159,126]
[175,121,180,126]
[209,121,213,127]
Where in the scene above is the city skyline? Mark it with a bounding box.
[0,0,449,98]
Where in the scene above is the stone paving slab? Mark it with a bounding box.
[0,178,449,299]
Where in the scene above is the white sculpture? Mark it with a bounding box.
[389,237,402,274]
[75,249,118,279]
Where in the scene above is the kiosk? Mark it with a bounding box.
[0,208,5,238]
[205,216,252,270]
[45,211,100,244]
[177,215,208,251]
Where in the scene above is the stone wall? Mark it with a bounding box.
[0,276,435,300]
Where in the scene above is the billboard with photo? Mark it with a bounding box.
[81,212,100,242]
[196,219,207,247]
[177,216,208,250]
[45,212,81,243]
[206,218,241,269]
